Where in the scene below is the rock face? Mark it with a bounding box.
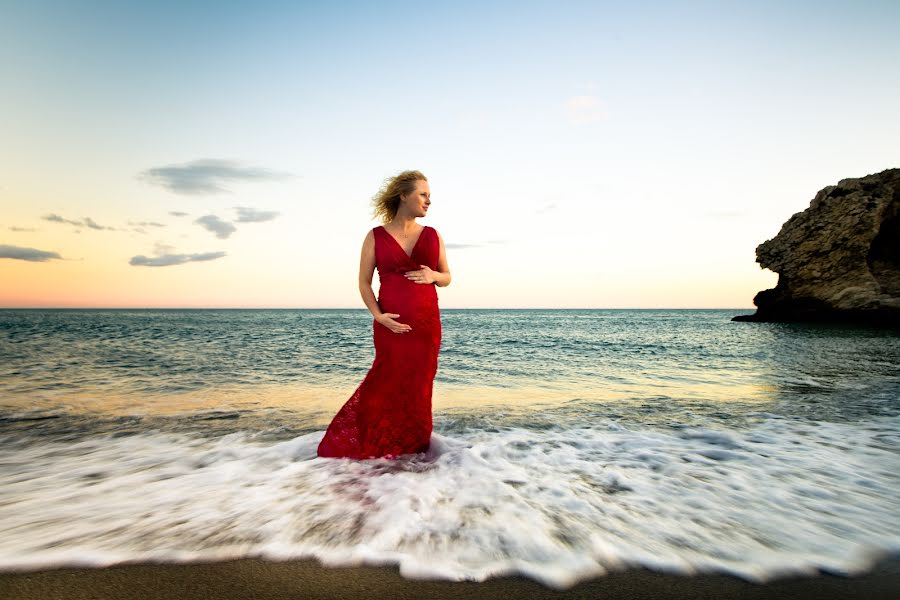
[733,168,900,325]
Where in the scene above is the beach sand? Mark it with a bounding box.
[2,554,899,600]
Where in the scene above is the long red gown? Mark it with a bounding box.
[316,224,442,459]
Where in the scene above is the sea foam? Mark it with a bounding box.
[0,416,898,590]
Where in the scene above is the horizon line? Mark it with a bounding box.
[0,306,757,311]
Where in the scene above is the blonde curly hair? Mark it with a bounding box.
[371,170,428,225]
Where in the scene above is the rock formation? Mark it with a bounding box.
[733,167,900,325]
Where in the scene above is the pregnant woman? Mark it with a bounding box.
[317,170,451,459]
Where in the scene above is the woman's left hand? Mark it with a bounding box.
[404,265,434,284]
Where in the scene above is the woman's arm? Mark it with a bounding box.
[432,230,452,287]
[358,229,383,318]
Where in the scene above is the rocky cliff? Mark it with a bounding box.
[733,167,900,324]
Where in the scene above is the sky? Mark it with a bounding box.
[1,0,898,308]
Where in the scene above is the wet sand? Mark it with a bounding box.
[2,554,899,600]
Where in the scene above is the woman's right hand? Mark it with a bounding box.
[376,313,412,334]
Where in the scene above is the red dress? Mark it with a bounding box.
[317,224,442,459]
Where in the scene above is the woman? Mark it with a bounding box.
[317,170,451,459]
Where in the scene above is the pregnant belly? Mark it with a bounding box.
[377,276,438,329]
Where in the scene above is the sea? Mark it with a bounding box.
[0,308,898,589]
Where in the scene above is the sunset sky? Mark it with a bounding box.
[2,0,898,308]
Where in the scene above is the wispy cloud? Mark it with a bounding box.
[129,250,227,267]
[535,201,557,214]
[8,226,37,232]
[127,220,166,235]
[42,213,85,226]
[42,213,117,231]
[234,206,280,223]
[169,211,189,217]
[564,95,609,124]
[153,241,176,255]
[83,217,114,230]
[446,242,488,249]
[138,158,294,195]
[0,244,62,262]
[194,214,237,239]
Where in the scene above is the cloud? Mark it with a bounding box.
[8,226,37,232]
[153,241,176,255]
[192,208,278,239]
[83,217,115,230]
[0,244,62,262]
[536,201,557,214]
[194,214,237,239]
[42,213,82,226]
[445,243,486,249]
[444,238,508,250]
[564,95,609,124]
[129,250,227,267]
[127,220,166,235]
[233,206,280,223]
[138,158,294,195]
[169,211,189,217]
[42,213,117,230]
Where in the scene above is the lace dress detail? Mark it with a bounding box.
[317,225,442,459]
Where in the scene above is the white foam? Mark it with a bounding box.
[0,416,898,590]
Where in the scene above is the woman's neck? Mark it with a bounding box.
[389,215,419,232]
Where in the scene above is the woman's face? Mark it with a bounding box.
[402,180,431,217]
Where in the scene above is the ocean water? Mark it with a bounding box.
[0,308,898,589]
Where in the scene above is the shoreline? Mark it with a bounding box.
[2,554,899,600]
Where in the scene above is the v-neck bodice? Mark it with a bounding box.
[380,225,427,260]
[373,224,438,277]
